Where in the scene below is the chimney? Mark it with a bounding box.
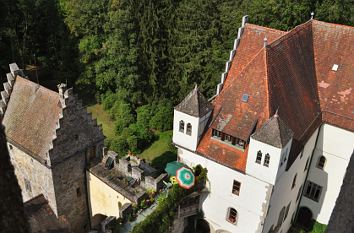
[264,37,268,47]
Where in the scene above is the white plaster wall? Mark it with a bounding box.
[198,111,211,140]
[300,124,354,224]
[173,110,200,151]
[178,148,272,233]
[262,128,319,233]
[246,138,284,185]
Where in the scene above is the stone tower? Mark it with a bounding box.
[1,63,105,233]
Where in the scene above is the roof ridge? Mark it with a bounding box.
[246,23,286,34]
[263,48,271,119]
[268,20,313,48]
[17,76,58,96]
[312,19,354,29]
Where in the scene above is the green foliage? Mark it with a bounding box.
[130,165,207,233]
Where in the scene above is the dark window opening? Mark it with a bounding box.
[284,202,291,221]
[317,156,326,170]
[256,151,262,164]
[292,174,297,189]
[304,181,322,202]
[179,120,184,133]
[186,123,192,136]
[212,129,246,149]
[304,157,310,171]
[227,208,237,224]
[232,180,241,196]
[24,178,31,192]
[264,153,270,167]
[76,187,81,197]
[9,144,13,150]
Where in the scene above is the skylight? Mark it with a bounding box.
[332,64,339,71]
[242,94,249,103]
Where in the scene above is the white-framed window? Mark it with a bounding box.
[227,207,238,224]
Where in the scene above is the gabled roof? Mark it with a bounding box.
[193,19,353,172]
[252,112,293,148]
[2,77,61,162]
[175,85,213,117]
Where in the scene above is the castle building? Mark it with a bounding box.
[0,64,105,233]
[173,17,353,233]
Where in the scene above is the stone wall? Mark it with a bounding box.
[0,125,29,233]
[48,86,104,233]
[52,150,89,233]
[8,143,57,214]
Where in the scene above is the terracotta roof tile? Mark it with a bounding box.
[193,20,353,172]
[2,77,61,162]
[312,20,354,131]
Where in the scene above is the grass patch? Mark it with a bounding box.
[290,222,327,233]
[87,104,115,139]
[139,130,176,169]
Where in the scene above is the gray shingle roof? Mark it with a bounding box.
[252,112,293,148]
[175,85,213,117]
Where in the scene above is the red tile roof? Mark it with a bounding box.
[194,20,354,172]
[312,20,354,130]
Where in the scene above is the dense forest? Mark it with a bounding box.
[0,0,352,154]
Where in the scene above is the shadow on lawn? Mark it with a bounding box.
[151,151,177,171]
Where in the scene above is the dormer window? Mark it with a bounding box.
[186,123,192,136]
[179,120,185,133]
[212,129,247,150]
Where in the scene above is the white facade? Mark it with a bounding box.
[262,128,319,233]
[299,124,354,224]
[178,148,272,233]
[172,109,211,151]
[246,138,292,185]
[173,109,354,233]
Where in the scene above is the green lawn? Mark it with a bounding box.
[289,222,327,233]
[87,104,115,140]
[139,130,177,170]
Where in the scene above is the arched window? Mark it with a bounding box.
[264,153,270,167]
[186,123,192,136]
[317,156,326,170]
[292,174,297,189]
[227,207,238,224]
[179,120,185,133]
[256,151,262,164]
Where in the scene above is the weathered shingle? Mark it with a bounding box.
[2,77,61,162]
[175,85,213,117]
[252,113,293,148]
